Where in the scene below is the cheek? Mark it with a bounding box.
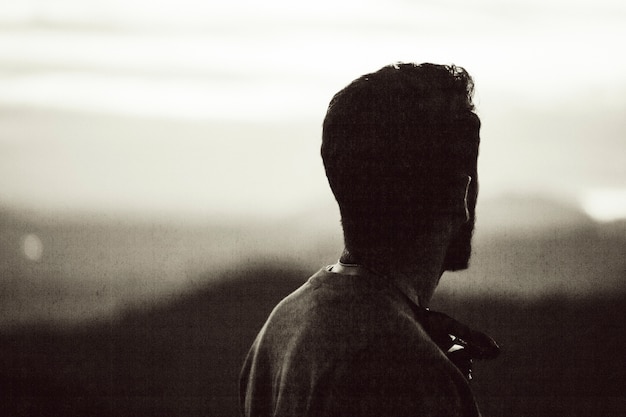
[442,217,475,272]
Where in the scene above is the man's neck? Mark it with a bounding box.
[337,248,445,307]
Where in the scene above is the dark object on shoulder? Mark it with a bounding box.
[414,307,500,380]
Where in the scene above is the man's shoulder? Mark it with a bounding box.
[260,267,442,358]
[241,267,479,417]
[267,267,410,325]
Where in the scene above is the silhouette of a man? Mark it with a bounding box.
[240,63,499,417]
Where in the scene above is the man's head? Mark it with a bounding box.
[321,62,481,271]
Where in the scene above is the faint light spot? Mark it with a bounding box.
[22,233,43,261]
[581,188,626,222]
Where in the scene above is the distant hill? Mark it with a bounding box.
[1,195,625,329]
[1,198,625,417]
[476,194,596,235]
[437,194,626,298]
[1,264,625,417]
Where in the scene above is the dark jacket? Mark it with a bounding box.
[240,267,482,417]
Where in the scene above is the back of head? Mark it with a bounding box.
[321,63,481,263]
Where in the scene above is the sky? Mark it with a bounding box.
[0,0,625,222]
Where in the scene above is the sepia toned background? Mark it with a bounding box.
[1,1,625,416]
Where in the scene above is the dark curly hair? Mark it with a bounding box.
[321,62,481,263]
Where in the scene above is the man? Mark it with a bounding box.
[240,63,499,417]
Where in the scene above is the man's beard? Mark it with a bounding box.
[442,217,475,271]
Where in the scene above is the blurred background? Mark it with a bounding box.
[1,0,625,416]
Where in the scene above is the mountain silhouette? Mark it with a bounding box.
[2,264,625,417]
